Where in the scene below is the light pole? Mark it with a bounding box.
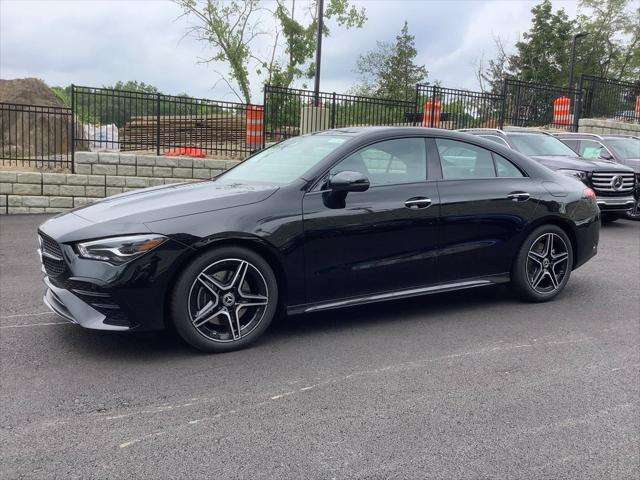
[313,0,325,105]
[568,32,589,89]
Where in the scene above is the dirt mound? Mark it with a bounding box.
[0,78,65,107]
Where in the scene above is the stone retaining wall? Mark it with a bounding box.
[1,152,240,214]
[578,118,640,136]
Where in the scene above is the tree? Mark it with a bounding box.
[174,0,366,103]
[353,21,428,101]
[475,36,509,95]
[507,0,573,86]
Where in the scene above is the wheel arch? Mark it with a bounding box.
[519,216,579,269]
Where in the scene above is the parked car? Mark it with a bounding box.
[553,133,640,220]
[459,128,636,222]
[38,128,600,352]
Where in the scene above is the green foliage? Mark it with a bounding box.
[353,21,428,101]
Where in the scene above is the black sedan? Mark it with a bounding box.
[38,128,600,352]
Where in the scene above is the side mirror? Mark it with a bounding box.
[598,149,614,161]
[328,170,370,193]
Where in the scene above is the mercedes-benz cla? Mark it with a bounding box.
[38,128,600,352]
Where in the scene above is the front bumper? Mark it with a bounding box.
[596,195,635,212]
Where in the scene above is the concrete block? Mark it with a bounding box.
[73,197,100,207]
[148,178,165,187]
[75,151,98,164]
[8,207,29,214]
[136,155,157,166]
[49,197,73,208]
[203,159,227,170]
[210,169,224,178]
[42,173,67,185]
[157,156,180,167]
[59,185,85,196]
[86,175,106,186]
[92,164,117,175]
[177,157,194,168]
[43,184,60,196]
[17,172,42,184]
[106,187,123,196]
[67,174,88,186]
[117,165,136,176]
[125,177,149,188]
[86,186,106,197]
[13,184,41,195]
[74,163,92,175]
[225,160,241,169]
[192,159,205,168]
[0,183,12,194]
[46,207,68,214]
[0,172,17,183]
[193,168,211,179]
[28,207,46,213]
[98,152,120,164]
[153,167,172,177]
[22,196,50,207]
[106,176,125,187]
[0,195,5,207]
[136,166,154,177]
[123,187,142,192]
[8,196,22,206]
[173,168,193,178]
[118,154,137,165]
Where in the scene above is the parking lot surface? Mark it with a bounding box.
[1,214,639,479]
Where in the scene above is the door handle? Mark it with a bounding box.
[507,192,530,202]
[404,197,432,209]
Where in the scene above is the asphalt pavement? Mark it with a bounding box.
[1,214,639,479]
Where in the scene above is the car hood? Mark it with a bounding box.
[530,155,634,172]
[72,180,279,224]
[623,158,640,173]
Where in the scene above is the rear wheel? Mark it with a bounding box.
[511,225,573,302]
[171,246,278,353]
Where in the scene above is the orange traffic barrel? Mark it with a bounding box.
[553,96,572,125]
[422,100,442,128]
[246,105,264,147]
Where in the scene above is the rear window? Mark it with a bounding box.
[508,134,577,157]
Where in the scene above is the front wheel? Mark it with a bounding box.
[624,198,640,221]
[171,246,278,353]
[511,225,573,302]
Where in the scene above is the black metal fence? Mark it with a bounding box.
[72,85,253,158]
[580,75,640,124]
[263,85,414,143]
[0,103,73,170]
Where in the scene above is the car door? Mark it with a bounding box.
[302,137,440,304]
[434,138,541,282]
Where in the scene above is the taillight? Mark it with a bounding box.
[582,187,597,204]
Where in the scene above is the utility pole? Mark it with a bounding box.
[313,0,324,105]
[568,32,589,89]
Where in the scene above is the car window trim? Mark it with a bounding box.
[308,136,432,192]
[479,135,510,148]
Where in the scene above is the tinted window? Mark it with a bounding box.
[494,154,524,177]
[217,135,348,185]
[331,138,426,186]
[436,139,496,179]
[606,138,640,160]
[508,134,577,156]
[578,140,606,160]
[559,139,579,151]
[479,135,509,147]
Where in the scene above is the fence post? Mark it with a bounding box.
[429,86,438,128]
[499,78,507,129]
[70,84,75,172]
[573,75,584,132]
[262,87,267,149]
[331,92,336,129]
[413,84,420,126]
[156,93,161,156]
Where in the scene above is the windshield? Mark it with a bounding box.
[606,138,640,160]
[508,134,577,157]
[215,135,348,185]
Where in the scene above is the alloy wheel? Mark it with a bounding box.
[188,258,269,342]
[525,233,570,295]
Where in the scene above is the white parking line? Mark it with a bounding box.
[0,321,70,329]
[0,311,51,319]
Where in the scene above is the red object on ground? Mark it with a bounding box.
[165,147,207,157]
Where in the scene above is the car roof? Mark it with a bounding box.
[553,132,638,140]
[311,126,512,142]
[458,127,555,136]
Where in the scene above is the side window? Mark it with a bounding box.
[480,135,510,148]
[436,139,496,179]
[330,138,426,186]
[493,153,524,177]
[579,140,606,159]
[560,139,579,152]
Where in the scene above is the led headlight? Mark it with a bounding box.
[77,234,167,265]
[556,169,588,182]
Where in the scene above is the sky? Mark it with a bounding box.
[0,0,581,103]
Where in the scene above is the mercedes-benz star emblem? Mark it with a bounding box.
[611,175,624,191]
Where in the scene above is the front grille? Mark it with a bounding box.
[590,172,635,194]
[39,232,66,276]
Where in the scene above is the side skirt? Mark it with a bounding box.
[286,273,510,315]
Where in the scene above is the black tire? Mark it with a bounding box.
[511,225,573,302]
[601,213,621,223]
[624,198,640,221]
[170,246,278,353]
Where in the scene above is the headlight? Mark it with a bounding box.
[76,234,167,265]
[556,169,588,181]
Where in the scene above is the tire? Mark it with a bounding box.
[624,198,640,221]
[601,213,621,223]
[170,246,278,353]
[511,225,574,302]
